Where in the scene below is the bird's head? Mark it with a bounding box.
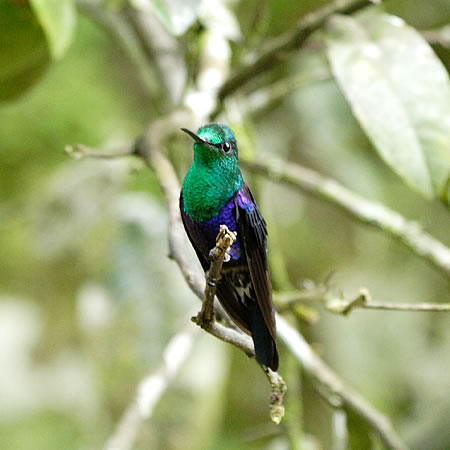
[181,123,238,165]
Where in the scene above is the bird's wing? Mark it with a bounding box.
[179,192,250,333]
[235,184,277,341]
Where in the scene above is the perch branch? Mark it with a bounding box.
[192,224,237,327]
[242,158,450,278]
[217,0,376,103]
[189,224,286,424]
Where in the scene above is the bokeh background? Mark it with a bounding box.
[1,0,449,449]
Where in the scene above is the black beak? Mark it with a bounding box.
[181,128,207,145]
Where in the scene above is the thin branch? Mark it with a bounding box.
[332,409,349,450]
[125,5,187,106]
[192,224,237,326]
[325,289,450,314]
[356,301,450,312]
[264,365,287,425]
[243,67,331,117]
[104,326,199,450]
[276,284,450,314]
[276,315,408,450]
[189,223,286,424]
[217,0,376,103]
[242,158,450,278]
[64,144,136,160]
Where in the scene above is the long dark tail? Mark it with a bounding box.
[248,302,279,370]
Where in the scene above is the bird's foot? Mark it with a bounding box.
[208,246,231,263]
[209,225,237,263]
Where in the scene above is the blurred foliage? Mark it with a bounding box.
[0,0,449,449]
[29,0,77,59]
[0,3,50,101]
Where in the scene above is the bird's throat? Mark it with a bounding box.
[182,158,243,222]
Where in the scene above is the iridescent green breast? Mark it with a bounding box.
[182,158,242,222]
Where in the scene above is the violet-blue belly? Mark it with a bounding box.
[189,196,242,260]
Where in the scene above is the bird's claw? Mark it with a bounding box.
[209,247,231,263]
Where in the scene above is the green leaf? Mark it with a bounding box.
[0,3,50,101]
[326,14,450,202]
[29,0,77,59]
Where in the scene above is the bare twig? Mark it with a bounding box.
[276,283,450,314]
[325,289,450,314]
[243,67,331,117]
[104,327,199,450]
[188,223,286,423]
[126,5,187,106]
[217,0,376,104]
[65,144,136,160]
[332,409,349,450]
[353,301,450,312]
[242,158,450,278]
[192,225,237,326]
[264,366,287,425]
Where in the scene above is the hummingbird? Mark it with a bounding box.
[180,123,279,370]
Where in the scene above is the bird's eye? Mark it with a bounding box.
[222,142,231,153]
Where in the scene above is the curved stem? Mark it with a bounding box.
[242,158,450,278]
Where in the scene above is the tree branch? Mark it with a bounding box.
[64,144,136,160]
[192,224,237,326]
[242,158,450,278]
[325,288,450,314]
[217,0,376,104]
[277,284,450,314]
[125,5,187,106]
[189,223,286,424]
